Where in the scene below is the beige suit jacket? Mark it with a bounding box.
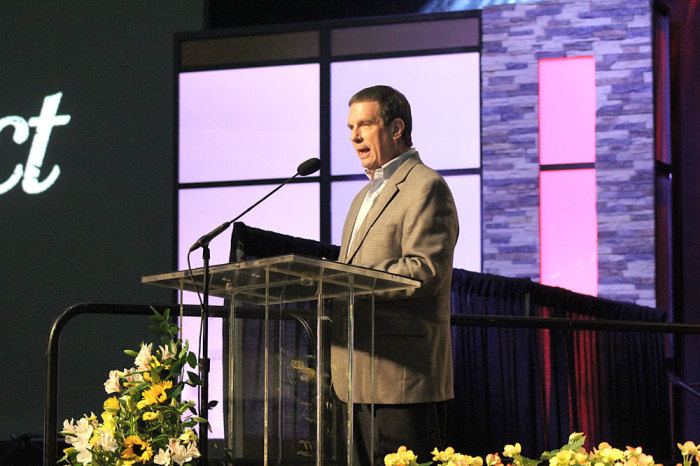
[331,152,459,404]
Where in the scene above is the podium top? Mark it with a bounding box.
[141,254,420,304]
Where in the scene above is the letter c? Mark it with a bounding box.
[0,116,30,195]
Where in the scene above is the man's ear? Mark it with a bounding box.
[392,118,405,140]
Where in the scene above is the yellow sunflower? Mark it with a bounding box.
[121,435,153,464]
[136,380,173,409]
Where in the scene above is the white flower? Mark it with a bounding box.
[159,342,177,362]
[170,438,201,466]
[135,343,153,371]
[95,429,118,452]
[73,416,94,448]
[103,369,121,394]
[153,447,172,465]
[75,446,93,465]
[62,418,77,441]
[123,367,144,384]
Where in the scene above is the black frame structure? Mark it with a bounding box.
[174,10,482,247]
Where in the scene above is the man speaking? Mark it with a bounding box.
[332,85,459,465]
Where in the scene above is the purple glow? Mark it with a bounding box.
[179,65,320,183]
[540,169,598,296]
[445,175,481,272]
[330,53,481,175]
[178,184,320,269]
[331,175,481,272]
[177,183,320,438]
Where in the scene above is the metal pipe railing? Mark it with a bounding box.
[44,303,700,466]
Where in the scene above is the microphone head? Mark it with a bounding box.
[297,157,321,176]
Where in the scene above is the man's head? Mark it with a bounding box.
[347,85,413,174]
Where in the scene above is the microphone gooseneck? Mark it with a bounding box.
[188,157,321,252]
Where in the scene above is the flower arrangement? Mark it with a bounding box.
[385,433,700,466]
[60,309,209,466]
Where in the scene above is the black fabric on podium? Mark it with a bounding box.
[222,222,671,461]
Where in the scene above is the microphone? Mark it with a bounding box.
[188,157,321,252]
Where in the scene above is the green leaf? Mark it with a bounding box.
[187,371,202,385]
[169,384,184,400]
[187,352,198,368]
[208,400,218,409]
[169,359,185,378]
[564,437,586,452]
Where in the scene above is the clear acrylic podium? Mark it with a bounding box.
[142,254,420,465]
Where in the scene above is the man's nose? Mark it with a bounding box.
[351,128,362,142]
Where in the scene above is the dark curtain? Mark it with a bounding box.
[223,223,671,461]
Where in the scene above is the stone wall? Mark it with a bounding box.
[480,0,655,306]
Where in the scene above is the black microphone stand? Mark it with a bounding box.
[199,244,211,463]
[189,157,320,463]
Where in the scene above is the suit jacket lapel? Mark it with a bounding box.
[344,154,422,264]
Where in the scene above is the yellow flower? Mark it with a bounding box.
[433,446,456,462]
[104,396,120,413]
[503,443,522,458]
[179,429,198,443]
[678,442,698,457]
[136,380,173,409]
[101,411,116,435]
[574,451,589,464]
[121,435,153,464]
[549,449,575,466]
[486,453,503,466]
[385,446,417,466]
[569,432,584,443]
[142,412,158,421]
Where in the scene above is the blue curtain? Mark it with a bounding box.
[224,222,671,461]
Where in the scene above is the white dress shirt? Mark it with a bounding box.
[348,148,416,250]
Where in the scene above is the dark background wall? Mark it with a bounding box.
[0,1,203,439]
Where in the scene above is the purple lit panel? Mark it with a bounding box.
[178,184,320,269]
[178,183,320,438]
[538,57,596,165]
[540,170,598,296]
[444,175,481,272]
[179,65,320,183]
[330,53,481,175]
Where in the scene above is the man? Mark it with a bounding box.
[331,85,459,465]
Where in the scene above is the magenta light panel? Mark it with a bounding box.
[539,56,598,296]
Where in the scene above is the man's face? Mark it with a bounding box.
[347,100,400,174]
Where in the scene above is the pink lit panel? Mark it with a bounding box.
[538,57,596,165]
[540,170,598,296]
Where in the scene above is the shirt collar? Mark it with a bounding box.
[365,148,416,182]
